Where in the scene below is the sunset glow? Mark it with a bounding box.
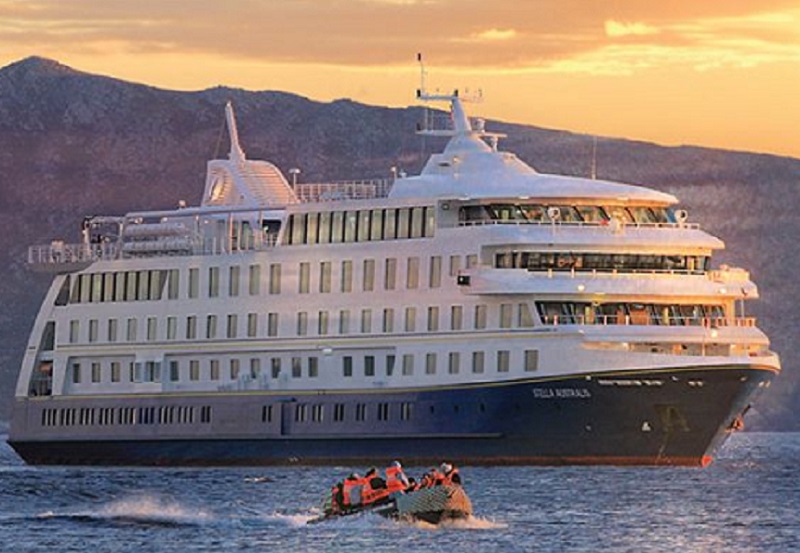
[0,0,798,157]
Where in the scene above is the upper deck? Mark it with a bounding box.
[27,95,718,273]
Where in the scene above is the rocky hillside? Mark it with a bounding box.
[1,57,799,428]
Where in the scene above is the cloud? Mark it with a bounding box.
[0,0,798,74]
[605,20,659,37]
[473,28,517,41]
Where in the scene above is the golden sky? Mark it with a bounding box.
[1,0,799,158]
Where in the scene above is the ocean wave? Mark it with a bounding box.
[35,496,212,528]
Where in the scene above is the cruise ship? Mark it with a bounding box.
[8,88,780,466]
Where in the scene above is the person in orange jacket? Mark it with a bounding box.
[385,460,410,493]
[439,462,462,485]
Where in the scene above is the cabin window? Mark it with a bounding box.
[291,213,307,245]
[500,304,513,329]
[426,353,437,375]
[449,255,461,277]
[576,205,608,223]
[344,211,358,242]
[331,211,344,243]
[449,352,460,374]
[518,303,535,327]
[356,403,367,421]
[271,358,281,379]
[230,359,240,380]
[384,258,397,290]
[91,362,101,383]
[406,257,420,289]
[386,354,396,376]
[318,212,332,244]
[360,309,372,333]
[307,356,319,378]
[319,261,332,293]
[384,209,397,240]
[472,351,485,374]
[364,356,375,377]
[112,273,125,303]
[333,404,345,422]
[341,260,353,293]
[138,270,150,300]
[410,207,425,238]
[343,356,353,377]
[370,209,384,241]
[250,358,261,379]
[402,354,414,376]
[318,310,329,335]
[497,350,510,373]
[169,360,179,382]
[339,310,350,334]
[397,208,410,239]
[107,319,118,342]
[358,210,371,242]
[147,317,157,341]
[363,259,375,291]
[112,361,122,383]
[425,206,436,237]
[103,272,114,302]
[466,254,478,268]
[382,308,394,333]
[126,318,137,341]
[404,307,416,332]
[229,266,240,297]
[208,267,220,298]
[188,268,199,299]
[88,319,98,343]
[92,274,103,303]
[71,363,81,384]
[525,350,539,372]
[227,314,238,338]
[299,262,310,294]
[429,256,442,288]
[269,264,281,294]
[167,316,177,340]
[206,315,217,339]
[427,306,439,331]
[186,316,197,339]
[125,271,138,301]
[451,305,463,331]
[306,213,319,245]
[247,313,258,337]
[297,312,308,336]
[268,313,279,336]
[474,305,487,329]
[168,269,180,299]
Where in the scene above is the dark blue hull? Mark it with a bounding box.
[8,363,776,466]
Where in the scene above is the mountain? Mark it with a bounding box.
[1,56,799,428]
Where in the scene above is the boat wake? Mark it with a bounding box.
[36,496,212,528]
[401,514,507,531]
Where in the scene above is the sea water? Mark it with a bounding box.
[0,432,798,552]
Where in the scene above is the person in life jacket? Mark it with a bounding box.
[419,466,444,488]
[439,462,461,485]
[341,473,363,508]
[330,481,345,513]
[385,460,410,493]
[361,467,390,505]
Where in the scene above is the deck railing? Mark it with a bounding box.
[294,179,393,202]
[460,219,700,230]
[28,242,118,265]
[540,315,757,327]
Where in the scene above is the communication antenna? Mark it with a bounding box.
[417,52,427,97]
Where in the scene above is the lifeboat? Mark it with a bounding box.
[310,483,473,525]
